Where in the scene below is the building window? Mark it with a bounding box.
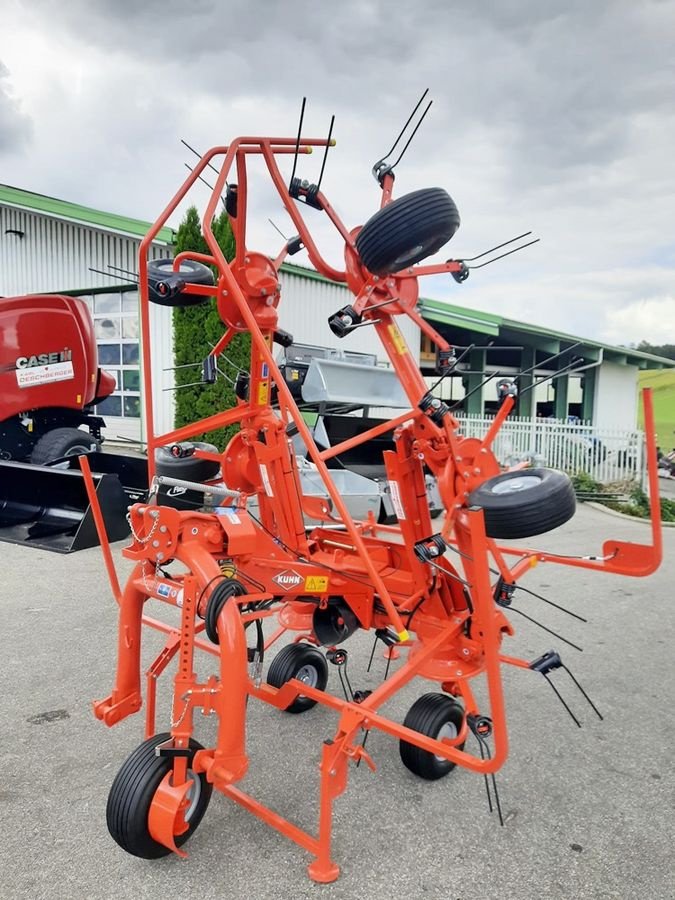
[81,289,141,419]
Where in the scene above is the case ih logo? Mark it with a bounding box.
[272,569,304,591]
[15,349,72,368]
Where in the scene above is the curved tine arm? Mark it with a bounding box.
[261,142,348,283]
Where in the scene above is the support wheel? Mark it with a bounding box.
[399,693,465,780]
[355,187,460,275]
[467,468,576,539]
[266,643,328,713]
[106,732,212,858]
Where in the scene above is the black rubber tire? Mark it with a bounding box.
[154,441,220,481]
[266,643,328,713]
[147,258,214,308]
[106,732,212,859]
[399,693,465,781]
[205,579,247,643]
[467,468,576,539]
[30,427,100,465]
[355,188,460,276]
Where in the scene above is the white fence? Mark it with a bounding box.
[455,414,644,484]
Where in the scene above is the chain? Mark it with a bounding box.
[170,688,219,728]
[127,508,160,545]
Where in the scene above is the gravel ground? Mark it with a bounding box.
[2,504,674,900]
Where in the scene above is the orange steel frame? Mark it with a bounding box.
[85,135,663,883]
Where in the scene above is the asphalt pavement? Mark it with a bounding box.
[2,505,674,900]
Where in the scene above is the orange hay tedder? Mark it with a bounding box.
[84,99,662,883]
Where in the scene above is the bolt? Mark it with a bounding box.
[261,288,267,296]
[266,297,273,305]
[150,509,160,518]
[462,648,470,656]
[456,669,463,676]
[152,539,160,548]
[244,256,250,264]
[157,552,164,560]
[159,525,167,533]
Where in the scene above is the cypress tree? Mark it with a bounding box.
[172,206,251,448]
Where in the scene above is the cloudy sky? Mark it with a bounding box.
[1,0,674,347]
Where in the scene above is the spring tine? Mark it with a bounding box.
[542,674,582,728]
[460,232,533,263]
[562,666,604,720]
[366,635,379,673]
[377,89,429,165]
[507,606,584,653]
[467,238,540,269]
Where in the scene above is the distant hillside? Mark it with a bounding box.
[638,370,675,450]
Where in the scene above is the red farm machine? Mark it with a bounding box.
[83,101,663,883]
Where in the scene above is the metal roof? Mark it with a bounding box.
[418,296,675,371]
[0,184,175,245]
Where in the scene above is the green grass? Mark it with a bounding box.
[638,370,675,451]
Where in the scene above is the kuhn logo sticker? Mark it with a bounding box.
[272,570,304,591]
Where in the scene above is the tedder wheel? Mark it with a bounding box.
[266,643,328,714]
[147,258,215,307]
[399,693,465,781]
[107,732,212,859]
[355,187,460,276]
[30,427,100,465]
[155,441,220,482]
[467,467,576,540]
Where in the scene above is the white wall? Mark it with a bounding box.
[593,361,639,430]
[0,204,167,295]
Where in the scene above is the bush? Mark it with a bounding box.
[172,206,251,450]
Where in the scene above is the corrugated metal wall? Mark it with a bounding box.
[0,205,166,296]
[277,269,420,363]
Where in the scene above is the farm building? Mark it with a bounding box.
[2,184,674,454]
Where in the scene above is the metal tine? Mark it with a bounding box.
[184,163,225,206]
[316,114,336,191]
[460,231,533,263]
[107,263,139,278]
[561,665,604,720]
[507,606,584,653]
[376,88,430,165]
[542,674,582,728]
[518,358,589,397]
[467,238,541,269]
[88,266,137,283]
[288,96,307,191]
[389,100,433,170]
[181,138,222,179]
[515,341,584,385]
[268,218,288,241]
[163,380,206,392]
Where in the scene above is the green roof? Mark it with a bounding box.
[418,297,675,370]
[0,184,175,245]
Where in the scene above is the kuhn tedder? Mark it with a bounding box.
[85,101,662,883]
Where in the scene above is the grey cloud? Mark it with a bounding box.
[0,61,32,152]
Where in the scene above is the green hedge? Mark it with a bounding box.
[172,206,251,449]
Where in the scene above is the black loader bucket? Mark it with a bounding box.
[51,451,149,504]
[0,460,133,553]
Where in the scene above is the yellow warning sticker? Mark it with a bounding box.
[387,323,408,355]
[304,575,329,592]
[257,382,269,405]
